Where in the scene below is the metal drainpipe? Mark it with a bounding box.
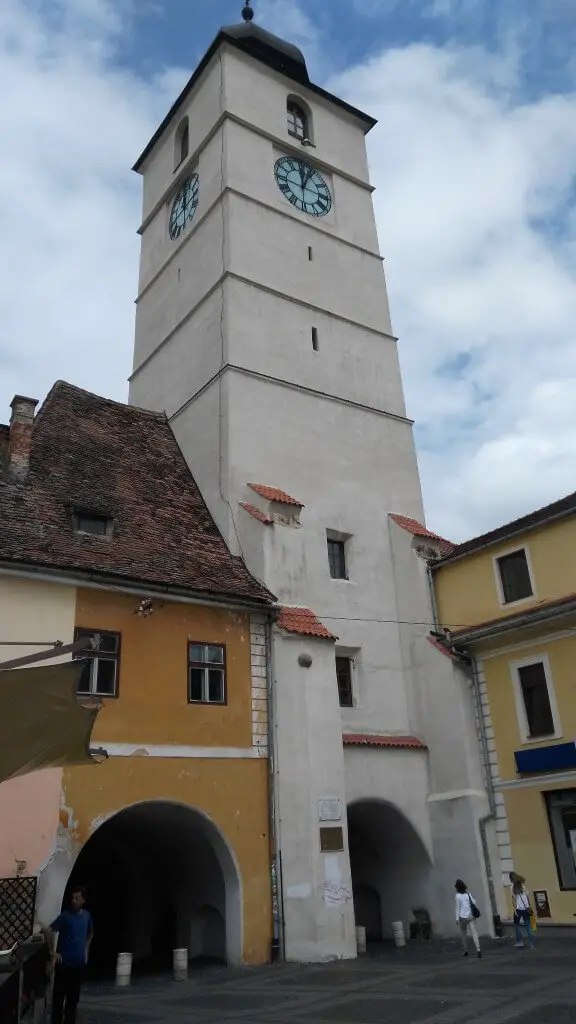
[468,652,502,936]
[265,616,285,961]
[426,563,440,629]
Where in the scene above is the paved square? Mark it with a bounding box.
[80,936,576,1024]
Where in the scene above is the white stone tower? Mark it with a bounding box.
[130,4,493,962]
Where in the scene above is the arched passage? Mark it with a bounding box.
[347,800,432,942]
[66,801,241,975]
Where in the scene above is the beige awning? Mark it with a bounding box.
[0,661,106,783]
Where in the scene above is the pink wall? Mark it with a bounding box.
[0,769,62,877]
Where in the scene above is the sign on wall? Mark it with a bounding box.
[533,890,551,919]
[318,798,342,822]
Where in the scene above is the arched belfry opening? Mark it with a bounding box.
[174,117,189,169]
[347,800,432,942]
[66,801,241,976]
[287,97,312,142]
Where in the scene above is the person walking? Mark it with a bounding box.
[509,872,535,949]
[455,879,482,958]
[45,886,93,1024]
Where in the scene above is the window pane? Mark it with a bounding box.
[189,644,206,664]
[207,646,224,665]
[328,539,346,580]
[98,633,119,654]
[189,667,204,702]
[95,659,116,696]
[336,657,353,707]
[498,551,533,603]
[76,660,92,694]
[519,663,554,736]
[74,632,95,655]
[208,669,224,703]
[76,514,108,535]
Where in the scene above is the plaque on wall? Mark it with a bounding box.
[318,798,342,822]
[320,826,344,852]
[533,890,551,918]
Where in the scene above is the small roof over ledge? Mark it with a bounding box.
[249,483,304,507]
[389,513,454,558]
[277,606,335,640]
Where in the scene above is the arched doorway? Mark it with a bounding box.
[347,800,432,942]
[65,801,241,976]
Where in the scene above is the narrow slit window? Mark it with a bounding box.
[336,656,353,707]
[311,327,319,351]
[308,246,313,261]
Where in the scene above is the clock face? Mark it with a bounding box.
[169,173,199,240]
[274,157,332,217]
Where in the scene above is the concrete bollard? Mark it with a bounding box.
[173,947,188,982]
[356,926,367,954]
[116,952,132,987]
[392,921,406,948]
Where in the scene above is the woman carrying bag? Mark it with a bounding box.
[509,872,535,949]
[455,879,482,958]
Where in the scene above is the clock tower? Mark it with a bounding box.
[130,4,493,963]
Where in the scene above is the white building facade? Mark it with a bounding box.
[129,12,495,961]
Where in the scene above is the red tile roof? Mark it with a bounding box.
[343,734,427,750]
[0,382,274,607]
[277,606,335,640]
[239,502,273,525]
[249,483,304,507]
[427,635,458,660]
[389,513,454,556]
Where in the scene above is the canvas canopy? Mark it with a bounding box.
[0,661,105,783]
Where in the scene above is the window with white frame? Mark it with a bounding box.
[546,790,576,890]
[188,643,226,704]
[496,548,533,604]
[511,656,559,740]
[74,628,120,697]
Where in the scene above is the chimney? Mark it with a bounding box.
[8,395,38,481]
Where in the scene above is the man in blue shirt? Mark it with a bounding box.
[46,886,93,1024]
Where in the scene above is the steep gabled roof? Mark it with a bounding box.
[0,382,273,607]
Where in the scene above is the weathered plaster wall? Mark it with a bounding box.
[53,756,272,964]
[0,575,76,879]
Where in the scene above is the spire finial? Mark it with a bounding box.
[241,2,254,22]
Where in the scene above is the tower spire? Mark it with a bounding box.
[241,2,254,22]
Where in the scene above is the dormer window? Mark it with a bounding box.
[287,100,308,141]
[73,510,112,536]
[174,117,189,170]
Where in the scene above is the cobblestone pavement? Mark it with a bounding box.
[79,936,576,1024]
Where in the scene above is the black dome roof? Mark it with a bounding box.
[221,22,310,84]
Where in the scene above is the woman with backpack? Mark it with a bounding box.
[455,879,482,958]
[509,872,535,949]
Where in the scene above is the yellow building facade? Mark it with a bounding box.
[433,491,576,926]
[59,587,272,970]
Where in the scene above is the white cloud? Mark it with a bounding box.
[332,42,576,540]
[0,0,184,409]
[1,0,575,543]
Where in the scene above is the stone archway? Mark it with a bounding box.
[347,799,432,941]
[65,801,242,975]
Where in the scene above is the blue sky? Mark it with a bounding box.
[1,0,575,540]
